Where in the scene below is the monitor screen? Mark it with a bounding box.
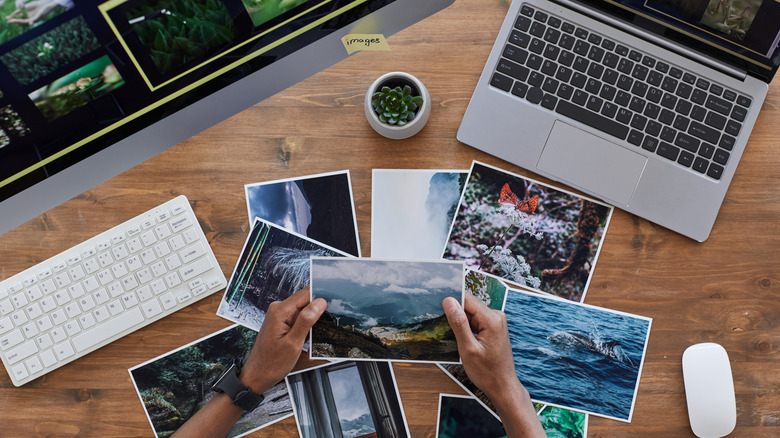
[582,0,780,77]
[0,0,452,234]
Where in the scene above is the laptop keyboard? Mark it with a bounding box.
[490,4,753,181]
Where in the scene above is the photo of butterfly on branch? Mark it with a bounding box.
[442,161,613,302]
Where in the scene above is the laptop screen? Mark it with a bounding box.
[585,0,780,79]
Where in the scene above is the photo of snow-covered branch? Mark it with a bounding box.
[443,161,613,302]
[217,218,351,332]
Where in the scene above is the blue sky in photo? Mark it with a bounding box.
[311,259,463,326]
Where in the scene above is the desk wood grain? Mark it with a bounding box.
[1,0,779,436]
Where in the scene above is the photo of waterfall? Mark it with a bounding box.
[371,169,467,259]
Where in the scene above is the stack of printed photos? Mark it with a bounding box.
[128,162,653,438]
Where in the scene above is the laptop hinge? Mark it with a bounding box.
[552,0,748,81]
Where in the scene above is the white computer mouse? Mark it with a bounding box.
[682,343,737,438]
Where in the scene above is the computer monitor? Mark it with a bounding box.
[0,0,453,236]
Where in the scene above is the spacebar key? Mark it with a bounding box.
[72,308,145,352]
[556,100,629,140]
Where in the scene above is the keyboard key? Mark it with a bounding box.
[544,28,561,45]
[696,78,710,90]
[707,163,724,180]
[691,89,707,105]
[688,121,720,144]
[515,15,532,32]
[673,115,690,131]
[719,134,736,151]
[691,105,706,121]
[601,102,618,118]
[705,95,732,116]
[725,120,741,136]
[713,148,730,165]
[722,90,737,101]
[492,73,514,95]
[736,95,751,107]
[642,136,659,152]
[675,132,700,153]
[709,83,723,96]
[572,89,588,106]
[520,5,534,16]
[548,16,562,28]
[509,30,531,48]
[527,86,544,104]
[682,73,696,85]
[655,61,669,73]
[731,105,747,122]
[692,157,709,173]
[627,129,643,146]
[556,100,630,140]
[40,349,57,368]
[530,22,546,38]
[698,143,715,159]
[617,58,633,74]
[616,107,633,124]
[661,126,677,142]
[657,141,679,160]
[669,67,683,78]
[678,150,694,167]
[705,111,727,130]
[602,69,618,85]
[511,82,529,98]
[661,77,678,93]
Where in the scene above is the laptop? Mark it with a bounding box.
[458,0,778,241]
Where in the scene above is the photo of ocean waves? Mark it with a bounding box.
[504,289,651,421]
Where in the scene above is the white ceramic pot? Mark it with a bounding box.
[364,72,431,140]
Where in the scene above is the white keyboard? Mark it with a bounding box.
[0,196,227,386]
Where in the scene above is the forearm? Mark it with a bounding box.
[490,379,546,438]
[170,392,244,438]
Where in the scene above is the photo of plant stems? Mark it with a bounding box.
[123,0,235,77]
[0,16,100,85]
[28,55,125,122]
[129,325,293,438]
[0,104,29,148]
[537,405,588,438]
[217,217,349,332]
[0,0,72,47]
[240,0,308,28]
[443,161,612,302]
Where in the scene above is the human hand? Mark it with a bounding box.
[442,292,519,402]
[240,287,327,394]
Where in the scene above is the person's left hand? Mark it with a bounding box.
[239,287,327,393]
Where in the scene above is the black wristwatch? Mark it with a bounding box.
[211,363,265,412]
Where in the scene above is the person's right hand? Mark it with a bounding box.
[442,292,518,400]
[443,292,546,438]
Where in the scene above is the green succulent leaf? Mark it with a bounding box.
[370,82,424,126]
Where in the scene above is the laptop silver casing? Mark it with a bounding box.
[457,0,768,241]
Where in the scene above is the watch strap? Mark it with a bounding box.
[212,364,265,412]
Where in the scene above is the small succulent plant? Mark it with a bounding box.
[371,84,423,126]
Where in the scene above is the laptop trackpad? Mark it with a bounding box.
[537,121,647,206]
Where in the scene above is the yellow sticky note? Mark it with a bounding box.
[341,34,390,55]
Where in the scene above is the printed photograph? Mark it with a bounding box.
[28,55,125,122]
[240,0,308,28]
[216,217,350,332]
[0,104,29,148]
[443,161,612,302]
[504,289,652,422]
[537,405,588,438]
[0,16,101,85]
[701,0,762,40]
[287,361,411,438]
[0,0,74,47]
[371,169,467,260]
[129,325,293,438]
[122,0,235,77]
[309,258,465,363]
[245,170,361,257]
[436,394,506,438]
[464,269,507,311]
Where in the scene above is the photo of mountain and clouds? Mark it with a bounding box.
[310,258,464,362]
[245,170,361,256]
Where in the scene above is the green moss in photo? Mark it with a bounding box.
[0,16,100,85]
[124,0,235,76]
[240,0,308,28]
[0,0,72,47]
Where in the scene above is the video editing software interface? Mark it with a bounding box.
[0,0,395,204]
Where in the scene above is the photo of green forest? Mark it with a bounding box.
[240,0,308,28]
[0,16,100,85]
[123,0,235,77]
[443,162,612,302]
[129,325,293,438]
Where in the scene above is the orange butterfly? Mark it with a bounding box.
[498,183,538,214]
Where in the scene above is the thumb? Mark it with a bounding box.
[288,298,327,343]
[443,297,479,352]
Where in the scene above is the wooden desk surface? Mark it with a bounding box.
[2,0,779,436]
